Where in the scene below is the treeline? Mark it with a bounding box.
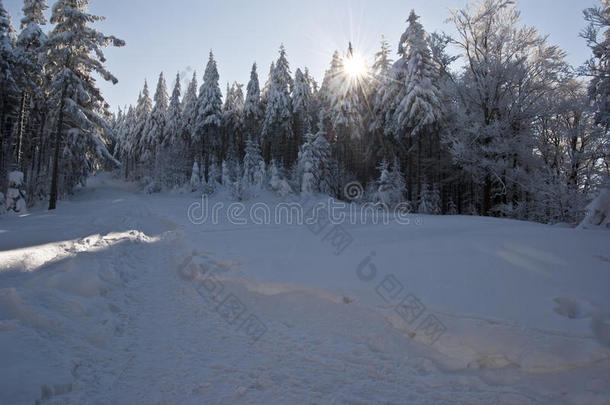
[1,0,609,224]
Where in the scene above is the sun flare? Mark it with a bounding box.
[343,51,367,80]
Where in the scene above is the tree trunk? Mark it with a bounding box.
[49,86,67,210]
[417,136,422,202]
[483,176,492,216]
[16,91,28,167]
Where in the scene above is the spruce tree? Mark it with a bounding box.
[45,0,124,209]
[393,10,441,203]
[261,45,293,164]
[243,63,263,142]
[0,1,18,183]
[292,68,312,153]
[145,72,168,180]
[195,51,223,169]
[165,72,188,186]
[583,0,610,130]
[14,0,48,168]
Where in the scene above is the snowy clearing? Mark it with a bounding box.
[1,174,609,404]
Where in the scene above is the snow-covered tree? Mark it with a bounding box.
[579,188,610,228]
[261,45,293,164]
[144,72,168,179]
[6,170,26,213]
[166,73,182,145]
[206,155,220,191]
[268,159,292,196]
[44,0,125,209]
[195,51,223,165]
[394,11,441,136]
[292,68,312,151]
[582,0,610,130]
[222,81,244,159]
[298,125,334,195]
[0,1,18,181]
[181,71,199,158]
[299,132,316,194]
[367,36,394,173]
[190,161,200,191]
[13,0,48,167]
[164,73,189,187]
[418,181,440,214]
[375,157,406,207]
[221,159,231,187]
[242,136,265,189]
[261,61,274,107]
[446,0,567,215]
[389,10,442,203]
[243,63,263,142]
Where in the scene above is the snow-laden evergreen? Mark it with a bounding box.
[292,68,313,150]
[43,0,125,209]
[143,72,168,180]
[163,73,189,187]
[242,136,265,190]
[375,157,406,207]
[222,82,244,159]
[261,45,293,165]
[243,63,263,142]
[583,0,610,130]
[195,51,223,167]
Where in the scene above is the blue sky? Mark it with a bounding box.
[4,0,598,110]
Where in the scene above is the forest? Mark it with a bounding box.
[1,0,609,224]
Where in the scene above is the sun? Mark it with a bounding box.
[343,51,367,81]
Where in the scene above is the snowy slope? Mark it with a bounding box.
[1,173,609,404]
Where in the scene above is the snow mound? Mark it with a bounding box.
[579,188,610,229]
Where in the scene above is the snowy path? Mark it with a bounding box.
[1,174,610,404]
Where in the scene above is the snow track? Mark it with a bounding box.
[1,174,609,404]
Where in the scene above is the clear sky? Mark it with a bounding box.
[4,0,598,111]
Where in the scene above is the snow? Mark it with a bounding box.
[580,188,610,229]
[8,171,24,186]
[1,173,609,404]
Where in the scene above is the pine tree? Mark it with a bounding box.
[222,82,244,159]
[165,72,188,186]
[583,0,610,130]
[243,63,263,142]
[393,10,442,203]
[242,136,265,189]
[182,71,199,159]
[268,158,292,196]
[195,51,223,168]
[297,125,333,195]
[395,11,441,135]
[14,0,48,169]
[261,61,274,107]
[133,81,152,178]
[206,155,220,190]
[190,161,200,191]
[0,1,18,184]
[166,73,182,145]
[45,0,125,209]
[261,45,293,164]
[299,132,316,194]
[367,36,394,176]
[418,181,441,214]
[144,72,168,180]
[292,68,312,151]
[375,157,406,207]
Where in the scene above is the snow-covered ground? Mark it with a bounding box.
[1,173,609,404]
